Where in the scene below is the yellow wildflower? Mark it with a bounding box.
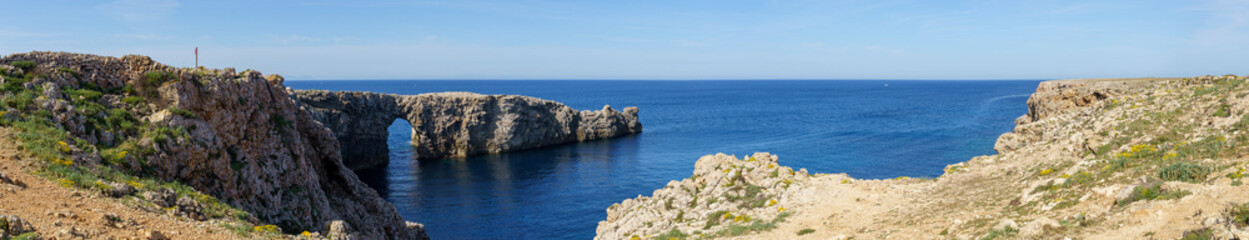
[56,141,71,153]
[126,180,145,189]
[778,207,786,212]
[722,212,733,219]
[840,179,850,184]
[895,176,910,180]
[301,231,311,237]
[768,199,777,206]
[1039,169,1054,176]
[734,215,745,222]
[253,224,279,233]
[1059,174,1071,178]
[630,235,641,240]
[57,178,75,187]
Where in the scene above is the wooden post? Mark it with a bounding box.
[195,47,199,67]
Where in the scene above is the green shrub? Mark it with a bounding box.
[1214,104,1231,117]
[653,229,688,240]
[121,96,146,106]
[797,228,815,236]
[12,232,39,240]
[980,226,1017,240]
[58,67,79,76]
[1230,202,1249,227]
[144,71,178,86]
[703,210,728,229]
[1180,228,1212,240]
[168,106,198,119]
[10,61,36,70]
[1117,182,1190,206]
[1158,163,1210,183]
[63,88,102,102]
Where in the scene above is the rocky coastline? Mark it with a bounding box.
[0,51,641,239]
[294,90,642,170]
[597,76,1249,239]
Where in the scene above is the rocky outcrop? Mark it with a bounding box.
[996,78,1175,153]
[596,153,808,240]
[0,52,426,239]
[600,76,1249,240]
[294,90,642,170]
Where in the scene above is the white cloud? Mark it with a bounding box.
[98,0,181,22]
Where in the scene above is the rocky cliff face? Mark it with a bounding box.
[295,90,642,170]
[598,76,1249,239]
[0,52,426,239]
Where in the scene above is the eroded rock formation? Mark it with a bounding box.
[0,52,426,239]
[294,90,642,170]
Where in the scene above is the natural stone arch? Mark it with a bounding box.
[294,90,642,170]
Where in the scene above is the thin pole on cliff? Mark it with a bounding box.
[195,47,199,68]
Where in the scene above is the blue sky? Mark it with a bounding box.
[1,0,1246,80]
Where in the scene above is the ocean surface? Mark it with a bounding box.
[285,80,1042,240]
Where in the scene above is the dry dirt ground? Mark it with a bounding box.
[0,127,244,240]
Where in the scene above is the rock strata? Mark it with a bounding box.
[0,52,426,239]
[295,90,642,170]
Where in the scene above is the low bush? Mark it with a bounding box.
[797,228,815,236]
[1117,182,1189,206]
[1158,163,1210,183]
[9,61,36,70]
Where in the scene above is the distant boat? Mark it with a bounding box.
[884,83,888,87]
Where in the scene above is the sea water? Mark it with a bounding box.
[285,80,1041,239]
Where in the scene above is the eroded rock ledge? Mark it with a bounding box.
[293,90,642,170]
[0,52,426,239]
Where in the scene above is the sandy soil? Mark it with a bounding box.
[0,128,245,240]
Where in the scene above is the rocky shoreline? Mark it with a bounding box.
[0,51,641,239]
[597,76,1249,239]
[294,90,642,170]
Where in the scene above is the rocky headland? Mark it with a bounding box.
[0,51,640,239]
[294,90,641,170]
[597,76,1249,239]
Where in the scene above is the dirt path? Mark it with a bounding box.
[0,127,244,240]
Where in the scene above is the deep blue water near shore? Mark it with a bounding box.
[285,80,1041,239]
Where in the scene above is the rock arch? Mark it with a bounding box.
[294,90,642,170]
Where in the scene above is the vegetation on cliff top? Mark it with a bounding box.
[0,61,296,238]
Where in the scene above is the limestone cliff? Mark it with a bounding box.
[0,52,426,239]
[294,90,642,170]
[598,76,1249,239]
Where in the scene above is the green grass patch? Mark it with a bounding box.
[979,226,1017,240]
[796,228,815,236]
[9,61,36,70]
[1158,162,1210,183]
[653,229,688,240]
[1116,182,1190,206]
[121,96,146,106]
[168,106,198,119]
[1180,228,1212,240]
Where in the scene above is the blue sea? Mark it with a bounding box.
[284,80,1042,240]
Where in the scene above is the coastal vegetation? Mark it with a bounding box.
[0,61,283,237]
[597,75,1249,239]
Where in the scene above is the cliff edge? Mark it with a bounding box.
[597,76,1249,239]
[0,52,426,239]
